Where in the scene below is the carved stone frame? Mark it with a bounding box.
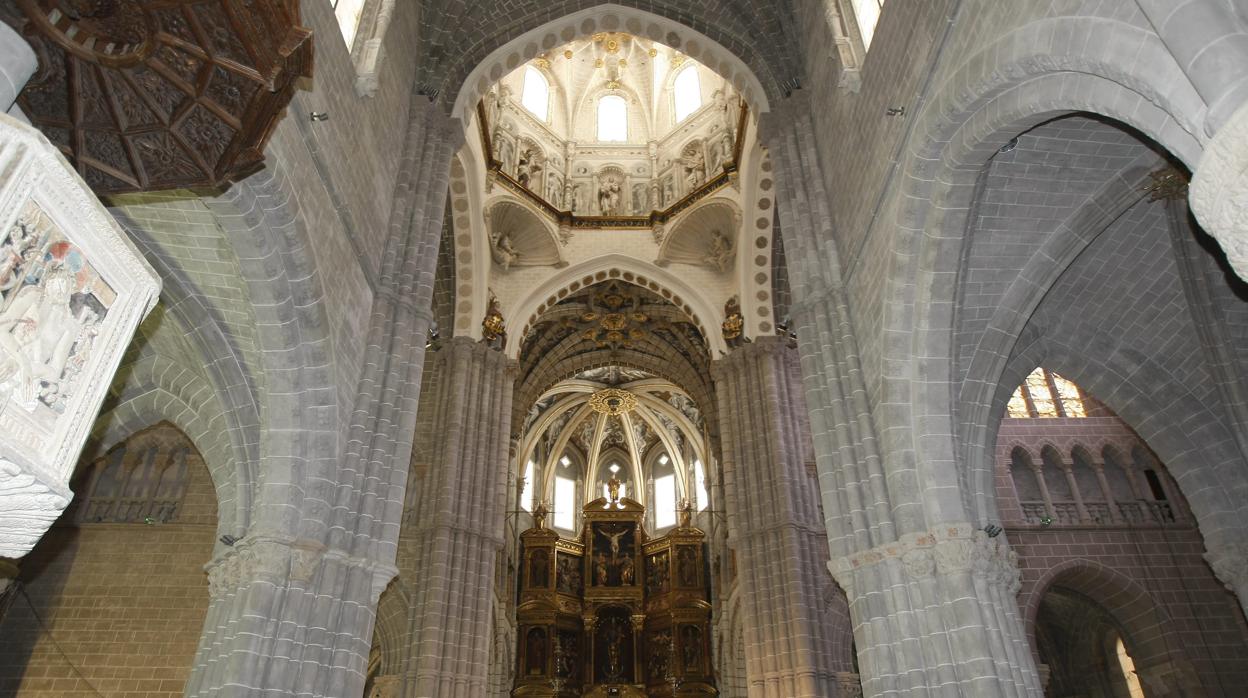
[822,0,870,93]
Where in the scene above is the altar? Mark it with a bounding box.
[512,485,717,696]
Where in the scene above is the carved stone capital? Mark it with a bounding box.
[831,522,1022,596]
[1191,100,1248,282]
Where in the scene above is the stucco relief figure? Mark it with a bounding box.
[490,230,521,271]
[682,149,706,190]
[703,230,736,273]
[0,213,113,416]
[517,148,542,190]
[0,217,37,303]
[718,131,734,169]
[662,178,675,207]
[631,183,647,214]
[598,177,622,216]
[567,183,582,213]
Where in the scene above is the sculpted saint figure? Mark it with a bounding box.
[490,231,521,271]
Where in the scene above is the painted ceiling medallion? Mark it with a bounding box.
[588,388,637,416]
[6,0,314,195]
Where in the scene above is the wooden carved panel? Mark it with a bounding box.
[5,1,313,194]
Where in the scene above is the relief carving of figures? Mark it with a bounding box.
[0,205,113,415]
[681,146,706,190]
[490,230,521,271]
[631,182,647,214]
[702,229,735,272]
[516,147,542,190]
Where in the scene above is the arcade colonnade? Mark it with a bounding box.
[0,1,1246,697]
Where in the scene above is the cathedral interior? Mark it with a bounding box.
[0,1,1247,697]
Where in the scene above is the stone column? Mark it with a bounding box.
[713,338,849,698]
[186,98,459,698]
[1060,463,1091,523]
[761,95,1042,697]
[1030,464,1056,522]
[1091,463,1124,524]
[404,337,514,697]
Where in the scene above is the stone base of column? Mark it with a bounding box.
[830,523,1041,697]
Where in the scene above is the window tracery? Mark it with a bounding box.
[74,422,198,524]
[1007,367,1087,418]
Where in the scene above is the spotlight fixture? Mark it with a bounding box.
[219,535,238,547]
[1039,515,1053,527]
[309,111,330,122]
[982,524,1003,538]
[998,137,1019,153]
[886,106,906,117]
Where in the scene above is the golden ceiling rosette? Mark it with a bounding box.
[588,388,637,416]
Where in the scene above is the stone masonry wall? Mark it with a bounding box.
[0,431,217,697]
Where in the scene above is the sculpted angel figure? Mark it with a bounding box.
[490,230,521,271]
[703,230,736,273]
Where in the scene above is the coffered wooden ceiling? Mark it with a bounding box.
[4,1,313,195]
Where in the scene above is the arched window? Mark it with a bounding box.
[521,65,550,121]
[553,475,576,531]
[693,459,709,512]
[851,0,886,50]
[1007,367,1087,418]
[331,0,367,47]
[521,459,535,512]
[673,66,702,122]
[597,95,628,142]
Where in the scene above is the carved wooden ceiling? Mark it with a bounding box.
[4,1,313,195]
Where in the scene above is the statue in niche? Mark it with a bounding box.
[677,546,698,587]
[647,552,670,593]
[601,617,627,682]
[619,555,634,586]
[682,625,701,670]
[703,229,736,273]
[682,148,706,190]
[526,628,546,675]
[516,148,542,190]
[662,178,675,207]
[546,176,562,207]
[606,474,622,503]
[594,553,609,586]
[490,230,521,271]
[597,177,623,216]
[494,133,514,173]
[647,630,671,680]
[599,523,627,558]
[718,130,734,170]
[530,548,549,588]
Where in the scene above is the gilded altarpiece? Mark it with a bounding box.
[514,495,715,697]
